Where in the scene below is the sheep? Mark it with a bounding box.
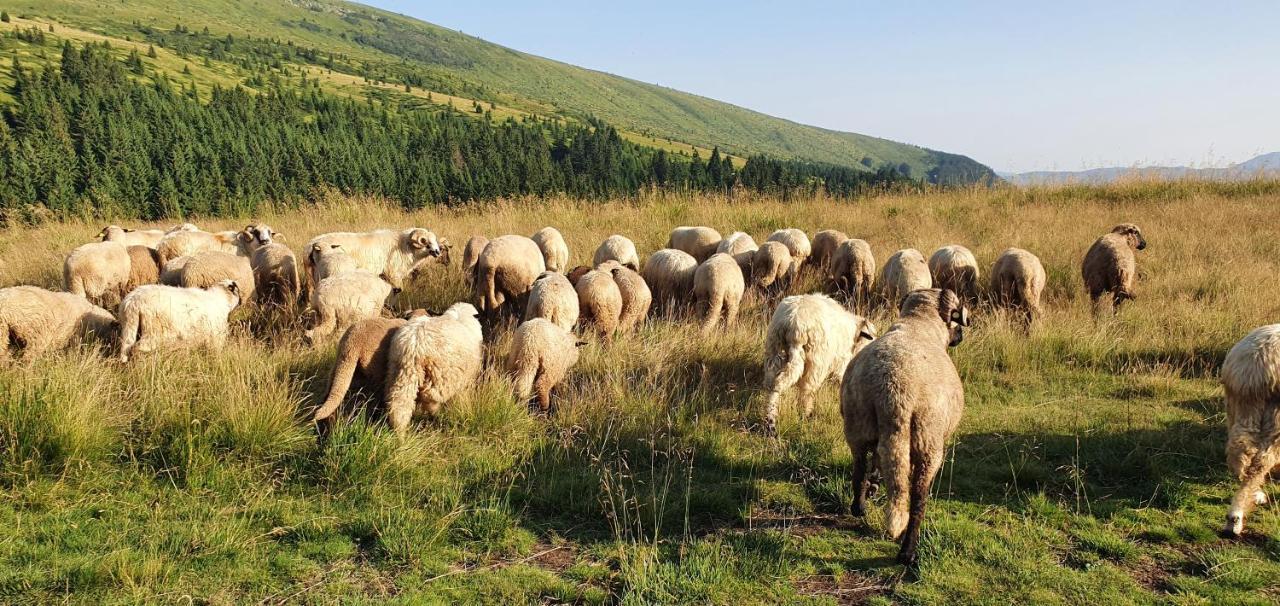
[235,223,279,256]
[667,226,722,263]
[717,231,759,276]
[750,241,792,291]
[531,227,570,273]
[118,280,243,363]
[599,260,652,334]
[693,253,744,334]
[125,245,162,293]
[811,229,849,274]
[830,239,876,308]
[305,271,399,343]
[566,265,592,286]
[159,256,190,286]
[303,228,444,290]
[642,248,698,312]
[929,245,981,304]
[99,223,195,248]
[156,229,241,265]
[1082,223,1147,313]
[525,271,579,332]
[593,235,639,271]
[840,288,970,567]
[251,242,300,308]
[575,268,623,339]
[989,248,1046,327]
[508,318,585,413]
[461,235,489,284]
[880,249,932,309]
[0,286,117,361]
[177,251,257,306]
[762,294,877,435]
[473,235,546,317]
[309,243,358,283]
[64,241,131,308]
[383,302,484,434]
[1220,324,1280,538]
[311,310,430,427]
[766,228,812,273]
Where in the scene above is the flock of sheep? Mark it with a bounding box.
[0,218,1276,568]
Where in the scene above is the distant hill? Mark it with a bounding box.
[1002,153,1280,186]
[7,0,995,184]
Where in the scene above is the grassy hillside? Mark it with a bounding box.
[5,0,994,181]
[1,182,1279,603]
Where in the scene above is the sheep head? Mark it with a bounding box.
[405,228,442,259]
[936,288,970,347]
[1111,223,1146,251]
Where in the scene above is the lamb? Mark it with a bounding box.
[251,242,300,308]
[383,302,484,434]
[811,229,849,274]
[989,248,1046,327]
[461,235,489,284]
[840,289,970,567]
[693,253,744,334]
[761,294,877,435]
[642,248,698,311]
[531,227,570,273]
[750,241,792,291]
[766,228,812,274]
[928,245,981,304]
[508,318,585,413]
[0,286,117,361]
[311,310,429,427]
[305,271,399,343]
[303,228,444,289]
[1082,223,1147,313]
[717,231,759,275]
[667,226,723,263]
[177,251,257,305]
[830,239,876,307]
[593,235,640,271]
[309,243,358,283]
[64,241,131,308]
[156,229,241,264]
[125,245,162,293]
[1220,324,1280,538]
[473,235,546,316]
[118,280,243,363]
[599,260,652,334]
[880,249,932,308]
[525,271,579,331]
[575,268,623,338]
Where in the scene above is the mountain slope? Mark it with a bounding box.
[16,0,994,182]
[1002,153,1280,186]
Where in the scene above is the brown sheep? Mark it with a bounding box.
[928,245,981,304]
[667,226,723,263]
[751,241,792,291]
[599,260,652,334]
[251,242,300,308]
[311,310,429,429]
[830,239,875,309]
[693,253,744,333]
[1082,223,1146,313]
[575,268,623,339]
[125,245,162,293]
[473,235,546,317]
[810,229,849,275]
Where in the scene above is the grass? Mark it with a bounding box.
[0,181,1279,603]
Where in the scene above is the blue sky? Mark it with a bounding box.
[366,1,1279,173]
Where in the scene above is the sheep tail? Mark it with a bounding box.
[314,349,358,422]
[117,304,141,361]
[383,343,422,428]
[767,344,806,394]
[877,415,913,540]
[480,263,498,312]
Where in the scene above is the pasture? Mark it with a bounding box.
[0,181,1278,604]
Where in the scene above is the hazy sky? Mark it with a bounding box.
[366,1,1279,172]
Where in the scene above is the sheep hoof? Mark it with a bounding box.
[896,548,919,569]
[850,500,866,518]
[1254,490,1268,506]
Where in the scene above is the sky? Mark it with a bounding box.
[365,1,1279,173]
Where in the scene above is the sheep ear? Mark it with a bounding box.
[951,307,970,327]
[238,230,252,243]
[124,228,136,233]
[859,327,876,341]
[272,231,285,241]
[575,341,588,348]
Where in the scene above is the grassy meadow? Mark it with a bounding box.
[0,181,1278,604]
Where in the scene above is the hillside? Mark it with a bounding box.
[6,0,994,183]
[1002,152,1280,185]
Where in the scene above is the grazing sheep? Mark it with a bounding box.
[566,265,592,286]
[1082,223,1147,313]
[0,286,117,361]
[929,245,981,304]
[811,229,849,274]
[383,302,484,434]
[461,235,489,284]
[642,248,698,311]
[766,228,812,273]
[593,235,640,271]
[990,248,1046,326]
[156,229,241,264]
[251,242,300,308]
[177,251,257,306]
[841,289,970,567]
[751,241,792,291]
[305,271,398,343]
[473,235,546,317]
[717,231,759,276]
[125,245,162,293]
[531,227,570,273]
[575,268,623,338]
[693,253,745,333]
[99,223,194,248]
[762,294,877,434]
[303,228,443,289]
[1220,324,1280,538]
[117,280,243,362]
[880,249,932,308]
[64,241,131,308]
[311,310,429,426]
[525,271,580,332]
[600,260,652,334]
[159,256,189,286]
[667,226,723,263]
[830,239,876,307]
[309,243,358,283]
[508,318,584,413]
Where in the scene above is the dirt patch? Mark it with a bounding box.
[529,542,577,573]
[795,573,891,605]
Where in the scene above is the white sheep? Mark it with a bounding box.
[383,302,484,434]
[810,229,849,274]
[305,271,398,343]
[473,235,546,316]
[593,235,640,271]
[156,229,241,264]
[750,241,792,291]
[0,286,117,361]
[251,242,300,308]
[693,253,744,333]
[99,223,195,248]
[309,243,359,283]
[830,239,875,307]
[177,250,257,306]
[311,310,429,427]
[531,227,570,273]
[880,249,932,308]
[717,231,759,276]
[525,271,580,332]
[64,241,131,308]
[928,245,981,304]
[508,318,584,413]
[576,268,623,339]
[990,248,1046,327]
[118,280,243,362]
[461,235,490,285]
[642,248,698,312]
[766,228,812,274]
[598,260,652,334]
[303,228,443,289]
[667,226,723,263]
[1220,324,1280,538]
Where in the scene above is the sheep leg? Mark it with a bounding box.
[763,345,804,436]
[118,311,141,362]
[849,440,873,517]
[700,294,721,334]
[533,368,553,414]
[1224,441,1280,537]
[724,298,739,329]
[896,453,936,569]
[305,307,336,343]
